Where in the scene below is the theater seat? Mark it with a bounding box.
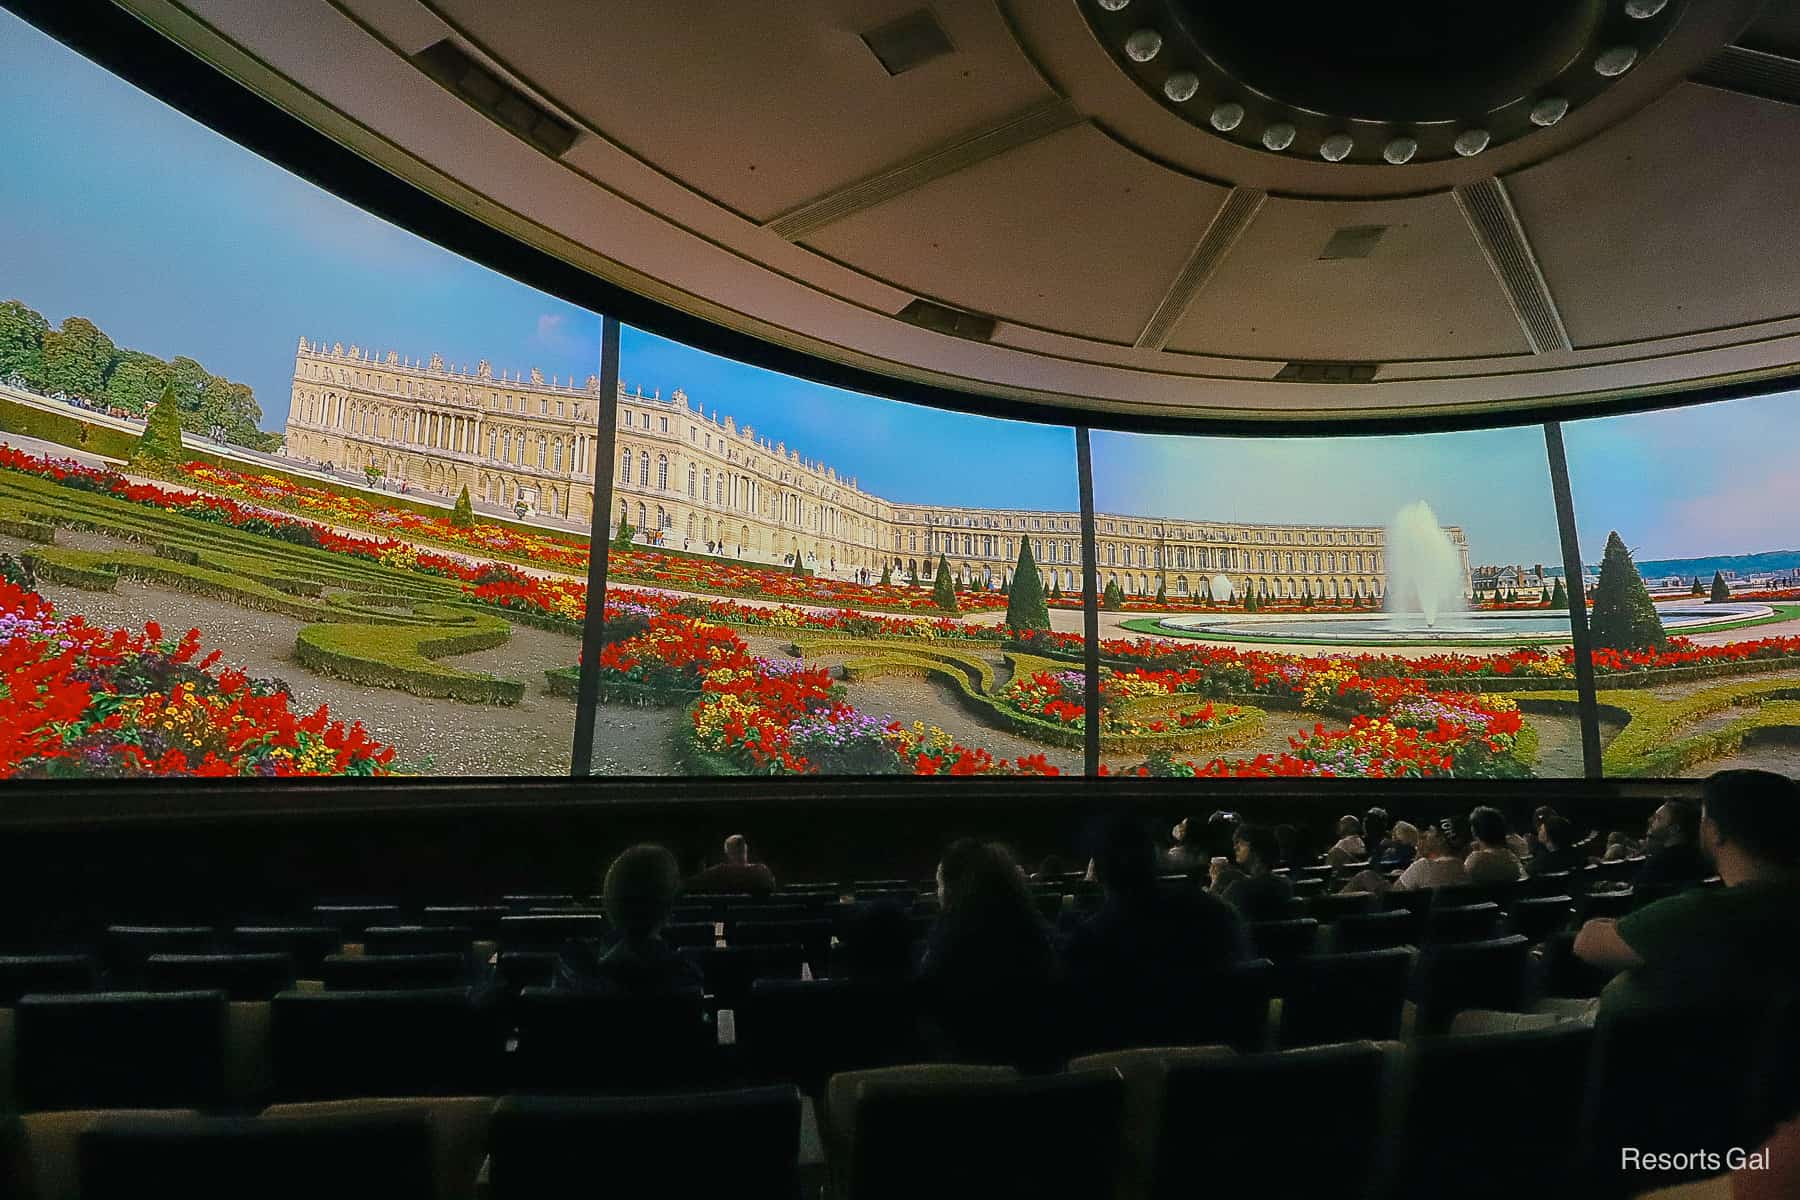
[420,905,508,940]
[310,905,403,937]
[263,1097,497,1200]
[230,926,343,977]
[269,989,496,1102]
[488,1088,802,1199]
[1539,931,1615,1000]
[1392,1022,1594,1199]
[660,921,719,949]
[1333,909,1421,953]
[1411,936,1532,1036]
[1575,890,1636,921]
[1066,1046,1233,1200]
[1308,891,1376,924]
[738,979,922,1094]
[1424,902,1503,943]
[508,986,714,1092]
[495,914,606,949]
[10,1110,199,1200]
[319,953,468,991]
[1506,895,1575,943]
[78,1109,436,1200]
[729,919,834,967]
[103,927,214,985]
[0,955,100,1004]
[15,991,229,1112]
[680,943,806,1008]
[143,953,296,1001]
[1276,948,1415,1048]
[828,1065,1124,1200]
[1153,1042,1396,1200]
[362,925,476,956]
[1248,918,1319,962]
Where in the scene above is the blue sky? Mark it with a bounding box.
[2,9,1792,560]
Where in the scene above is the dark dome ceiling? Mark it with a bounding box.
[98,0,1800,424]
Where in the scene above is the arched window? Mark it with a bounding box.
[638,454,650,486]
[716,476,725,504]
[620,448,631,482]
[637,501,647,529]
[688,464,697,497]
[687,513,696,537]
[702,468,711,503]
[657,506,668,529]
[657,455,669,490]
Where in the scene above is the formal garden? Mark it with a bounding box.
[5,394,1800,780]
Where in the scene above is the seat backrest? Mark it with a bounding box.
[15,990,229,1111]
[509,987,714,1092]
[659,921,719,949]
[363,926,476,956]
[0,954,99,1004]
[1186,959,1276,1053]
[496,914,606,949]
[78,1110,436,1200]
[488,1088,800,1199]
[269,988,494,1102]
[1277,948,1415,1048]
[679,943,805,1007]
[728,919,834,964]
[143,953,296,1002]
[420,905,508,939]
[1425,902,1503,943]
[1412,936,1531,1036]
[103,927,215,981]
[1505,895,1575,942]
[501,894,576,912]
[1153,1042,1393,1200]
[1579,999,1784,1192]
[494,951,559,993]
[738,979,922,1092]
[1333,909,1420,952]
[319,953,469,991]
[846,1068,1125,1200]
[1391,1023,1595,1200]
[1248,919,1319,962]
[231,927,343,976]
[310,905,403,936]
[1309,892,1376,923]
[1576,890,1637,921]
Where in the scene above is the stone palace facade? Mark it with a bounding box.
[283,338,1469,600]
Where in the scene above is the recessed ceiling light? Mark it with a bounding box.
[1595,46,1638,76]
[1530,97,1570,126]
[1454,128,1491,156]
[1320,133,1354,161]
[1163,72,1200,102]
[1382,137,1418,165]
[1262,123,1296,151]
[1125,29,1163,62]
[1210,102,1246,131]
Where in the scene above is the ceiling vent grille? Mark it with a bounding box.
[412,40,576,157]
[897,298,997,342]
[1694,44,1800,106]
[862,10,955,76]
[1454,178,1571,354]
[1274,361,1380,383]
[1318,225,1387,260]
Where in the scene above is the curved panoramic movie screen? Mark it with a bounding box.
[2,7,1797,786]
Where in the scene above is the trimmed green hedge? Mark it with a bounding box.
[0,395,143,460]
[294,613,523,704]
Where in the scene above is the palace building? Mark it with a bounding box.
[284,338,1468,602]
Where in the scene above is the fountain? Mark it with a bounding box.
[1209,574,1235,603]
[1386,500,1465,628]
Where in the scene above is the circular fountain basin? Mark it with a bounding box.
[1157,603,1774,645]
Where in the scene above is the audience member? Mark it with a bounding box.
[685,834,778,895]
[1530,815,1589,876]
[1635,799,1709,890]
[1326,815,1367,865]
[1215,823,1296,921]
[1574,770,1800,1017]
[918,839,1063,1070]
[1164,817,1209,874]
[1065,813,1248,1053]
[1466,806,1526,884]
[1364,807,1392,854]
[1602,830,1642,862]
[1373,820,1419,870]
[1204,810,1243,860]
[555,844,702,994]
[1390,817,1472,891]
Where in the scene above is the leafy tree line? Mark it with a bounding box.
[0,298,277,451]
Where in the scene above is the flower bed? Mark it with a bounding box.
[0,578,397,777]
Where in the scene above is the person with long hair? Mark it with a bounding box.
[918,838,1065,1071]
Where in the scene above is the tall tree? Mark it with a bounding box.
[1710,571,1730,604]
[879,561,892,587]
[450,485,475,529]
[0,299,49,388]
[1589,531,1667,653]
[1102,578,1123,611]
[1154,578,1168,604]
[932,553,959,614]
[1005,535,1050,630]
[40,317,115,401]
[1550,577,1568,610]
[102,350,169,415]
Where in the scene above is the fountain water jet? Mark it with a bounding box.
[1386,501,1465,627]
[1209,574,1235,603]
